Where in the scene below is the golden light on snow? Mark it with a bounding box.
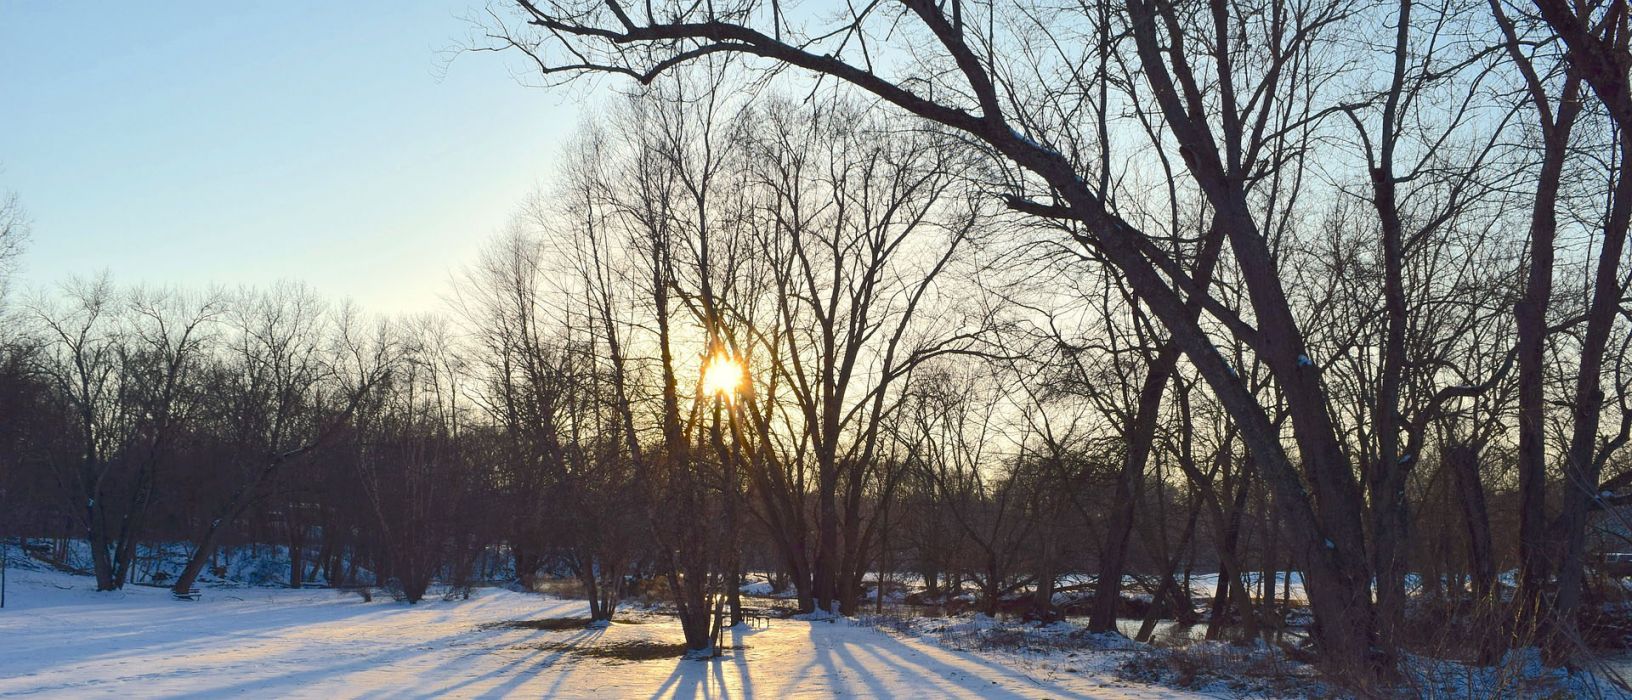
[701,354,746,400]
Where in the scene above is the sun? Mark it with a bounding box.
[701,354,746,400]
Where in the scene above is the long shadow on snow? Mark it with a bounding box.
[796,620,1098,699]
[161,626,485,700]
[650,654,736,699]
[0,585,557,692]
[0,594,398,677]
[2,621,478,699]
[425,624,608,697]
[648,624,771,699]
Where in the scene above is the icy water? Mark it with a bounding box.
[1109,618,1306,646]
[1112,618,1208,644]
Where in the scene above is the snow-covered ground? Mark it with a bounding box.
[0,567,1202,699]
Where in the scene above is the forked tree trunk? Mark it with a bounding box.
[1089,351,1174,632]
[1092,223,1224,634]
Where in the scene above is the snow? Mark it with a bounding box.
[1403,648,1630,698]
[3,555,1621,698]
[21,539,382,588]
[0,567,1201,699]
[738,580,775,596]
[1007,127,1063,159]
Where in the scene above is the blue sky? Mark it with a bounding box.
[2,1,590,313]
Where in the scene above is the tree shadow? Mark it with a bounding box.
[798,622,1101,699]
[159,625,482,699]
[424,625,607,697]
[728,626,755,698]
[650,657,731,699]
[0,595,395,683]
[648,631,762,700]
[0,583,586,697]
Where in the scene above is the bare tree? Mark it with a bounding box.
[171,288,394,596]
[738,95,992,614]
[480,1,1397,674]
[0,191,28,315]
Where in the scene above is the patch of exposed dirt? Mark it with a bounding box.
[515,640,748,662]
[480,616,651,631]
[481,617,597,631]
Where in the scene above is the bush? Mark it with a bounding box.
[1118,640,1326,697]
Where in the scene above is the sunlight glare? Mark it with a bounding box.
[702,354,746,400]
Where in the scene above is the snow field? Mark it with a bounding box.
[0,568,1198,699]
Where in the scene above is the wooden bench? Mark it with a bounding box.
[704,605,774,656]
[173,586,202,601]
[716,607,771,630]
[742,609,771,629]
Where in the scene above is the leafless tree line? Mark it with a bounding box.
[464,0,1632,684]
[1,0,1631,687]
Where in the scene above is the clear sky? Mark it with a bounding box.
[1,1,591,314]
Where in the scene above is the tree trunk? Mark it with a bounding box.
[87,510,115,592]
[1032,537,1057,620]
[289,520,306,589]
[1089,348,1177,632]
[1447,442,1496,602]
[813,456,839,613]
[1551,138,1632,648]
[514,546,542,590]
[1092,221,1224,633]
[1514,77,1584,637]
